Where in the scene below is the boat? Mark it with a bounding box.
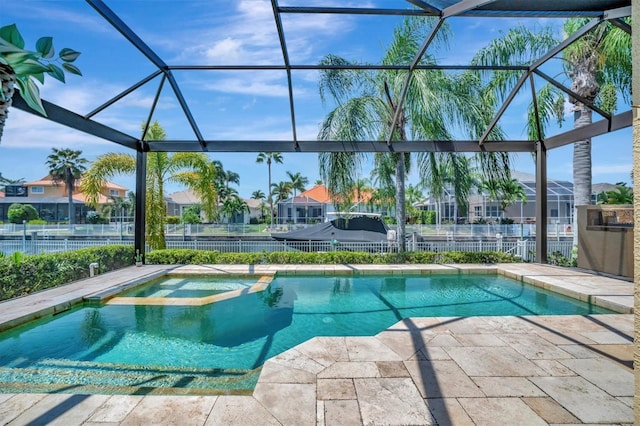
[271,213,389,243]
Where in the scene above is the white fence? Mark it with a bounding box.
[0,238,573,263]
[0,223,574,239]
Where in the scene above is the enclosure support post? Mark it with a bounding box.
[134,150,147,263]
[536,141,548,263]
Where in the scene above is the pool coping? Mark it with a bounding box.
[0,263,632,333]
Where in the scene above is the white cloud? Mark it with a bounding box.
[5,2,114,36]
[205,79,290,97]
[3,109,114,150]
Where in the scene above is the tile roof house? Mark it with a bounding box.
[165,189,262,223]
[0,176,127,223]
[276,184,377,224]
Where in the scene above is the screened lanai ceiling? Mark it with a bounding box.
[9,0,632,154]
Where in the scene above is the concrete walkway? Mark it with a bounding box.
[0,263,634,425]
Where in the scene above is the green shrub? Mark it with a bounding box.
[548,250,577,267]
[145,249,519,266]
[0,245,134,301]
[7,203,39,223]
[166,216,181,225]
[27,219,48,225]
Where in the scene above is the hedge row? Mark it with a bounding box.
[0,245,134,301]
[145,249,520,265]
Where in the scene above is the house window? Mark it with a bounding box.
[109,189,120,196]
[474,206,481,217]
[550,209,558,218]
[485,205,500,217]
[30,186,44,194]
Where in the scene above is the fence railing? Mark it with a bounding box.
[0,237,573,263]
[0,222,575,239]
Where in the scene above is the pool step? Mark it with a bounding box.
[0,359,260,395]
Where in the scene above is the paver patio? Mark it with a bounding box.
[0,263,634,425]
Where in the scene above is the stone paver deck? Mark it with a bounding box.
[0,263,634,425]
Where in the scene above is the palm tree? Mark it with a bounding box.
[251,189,267,220]
[103,194,131,224]
[0,173,24,192]
[80,121,216,249]
[286,171,308,223]
[497,178,527,216]
[472,21,630,247]
[318,18,506,251]
[601,185,633,204]
[222,194,249,225]
[352,178,372,212]
[223,169,240,192]
[405,184,423,224]
[251,189,265,201]
[271,181,291,223]
[172,159,219,222]
[256,152,283,229]
[45,148,88,225]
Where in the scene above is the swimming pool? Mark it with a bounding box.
[0,273,614,394]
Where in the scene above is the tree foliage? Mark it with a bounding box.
[45,147,87,225]
[7,203,38,223]
[80,121,216,249]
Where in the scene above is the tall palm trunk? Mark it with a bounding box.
[395,153,407,252]
[570,57,598,251]
[572,106,593,246]
[0,63,16,142]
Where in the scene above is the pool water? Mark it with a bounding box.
[119,276,258,298]
[0,274,614,394]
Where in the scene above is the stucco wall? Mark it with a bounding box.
[577,205,634,278]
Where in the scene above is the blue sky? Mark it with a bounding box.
[0,1,632,199]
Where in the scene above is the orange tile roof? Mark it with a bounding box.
[73,193,110,204]
[298,184,372,204]
[299,185,331,203]
[24,175,127,191]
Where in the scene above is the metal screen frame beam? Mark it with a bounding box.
[134,150,147,263]
[145,140,536,153]
[545,111,632,149]
[11,95,138,150]
[272,0,299,149]
[86,0,205,149]
[535,141,548,263]
[441,0,497,18]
